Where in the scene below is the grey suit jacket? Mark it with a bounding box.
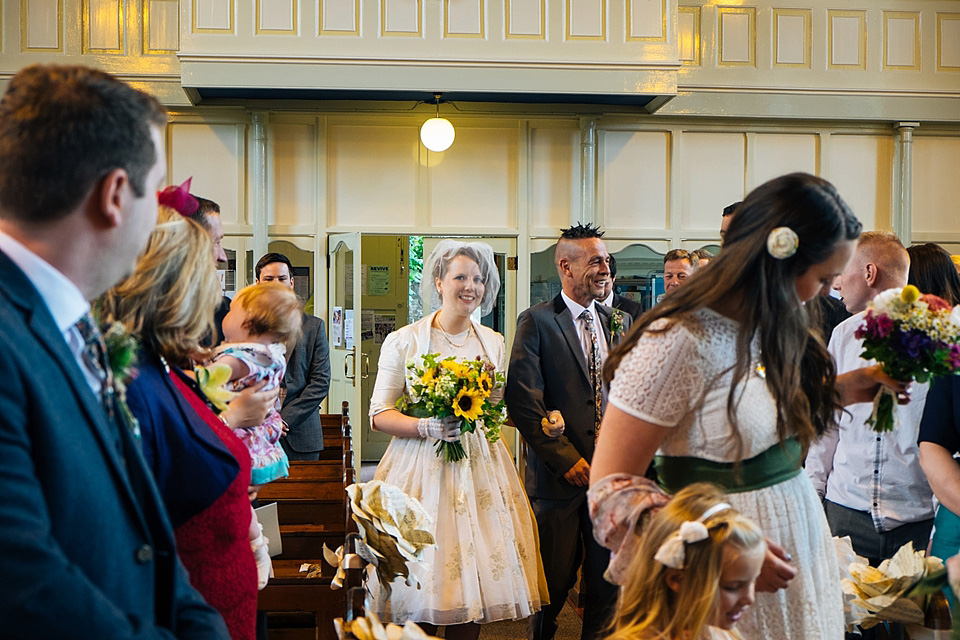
[281,313,331,452]
[505,294,632,501]
[0,250,227,638]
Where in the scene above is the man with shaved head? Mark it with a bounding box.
[807,232,934,577]
[507,223,631,640]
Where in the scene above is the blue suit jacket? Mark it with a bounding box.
[126,348,240,530]
[0,250,228,639]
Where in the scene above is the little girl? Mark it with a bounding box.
[608,483,766,640]
[214,281,303,485]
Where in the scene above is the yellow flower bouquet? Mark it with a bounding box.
[397,353,507,462]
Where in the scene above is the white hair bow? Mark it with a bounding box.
[653,502,731,569]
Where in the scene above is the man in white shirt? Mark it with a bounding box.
[0,64,227,637]
[806,231,934,567]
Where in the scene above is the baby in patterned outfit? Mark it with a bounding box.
[216,282,302,486]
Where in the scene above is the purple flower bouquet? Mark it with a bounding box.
[855,285,960,432]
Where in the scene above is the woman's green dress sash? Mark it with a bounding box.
[654,437,803,494]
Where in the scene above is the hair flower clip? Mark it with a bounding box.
[766,227,799,260]
[654,502,731,569]
[157,177,199,217]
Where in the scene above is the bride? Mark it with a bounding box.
[368,240,547,640]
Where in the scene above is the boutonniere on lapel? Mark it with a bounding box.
[103,322,142,439]
[610,309,626,340]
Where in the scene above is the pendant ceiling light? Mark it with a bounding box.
[419,93,455,153]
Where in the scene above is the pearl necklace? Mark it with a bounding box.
[435,315,472,349]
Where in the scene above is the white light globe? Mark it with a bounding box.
[420,117,455,152]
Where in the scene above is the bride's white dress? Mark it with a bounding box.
[368,313,547,625]
[608,308,844,640]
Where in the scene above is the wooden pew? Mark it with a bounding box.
[257,402,353,640]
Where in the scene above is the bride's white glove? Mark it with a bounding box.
[251,522,273,590]
[541,410,565,438]
[417,416,462,442]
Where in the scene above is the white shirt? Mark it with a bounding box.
[560,291,609,365]
[805,311,934,531]
[0,230,100,394]
[600,292,614,307]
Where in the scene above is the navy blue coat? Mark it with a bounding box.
[0,250,228,639]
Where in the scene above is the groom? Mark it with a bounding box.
[506,223,630,640]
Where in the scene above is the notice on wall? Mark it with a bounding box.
[375,313,396,344]
[331,306,343,347]
[367,265,391,296]
[360,309,374,342]
[344,310,355,350]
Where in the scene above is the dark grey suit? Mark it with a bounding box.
[280,313,331,459]
[0,250,227,638]
[611,292,643,321]
[506,294,631,640]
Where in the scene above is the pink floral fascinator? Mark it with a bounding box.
[157,177,199,216]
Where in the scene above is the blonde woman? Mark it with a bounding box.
[104,207,276,640]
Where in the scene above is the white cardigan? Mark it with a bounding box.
[368,310,506,420]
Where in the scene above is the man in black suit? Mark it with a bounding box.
[506,223,631,640]
[597,254,643,320]
[0,65,227,637]
[188,196,231,345]
[256,252,332,460]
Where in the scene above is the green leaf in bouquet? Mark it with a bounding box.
[902,567,947,599]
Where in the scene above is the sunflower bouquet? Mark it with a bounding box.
[396,353,507,462]
[856,285,960,432]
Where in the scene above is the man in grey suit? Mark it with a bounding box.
[256,252,331,460]
[506,223,630,640]
[0,64,227,637]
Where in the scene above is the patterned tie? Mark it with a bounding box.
[75,312,116,423]
[579,309,603,437]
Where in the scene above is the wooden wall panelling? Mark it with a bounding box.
[169,121,247,226]
[529,125,580,232]
[749,133,817,190]
[599,130,669,231]
[717,6,755,67]
[326,123,419,229]
[505,0,545,39]
[827,10,865,70]
[773,9,810,68]
[883,11,919,71]
[193,0,234,33]
[144,0,179,53]
[911,136,960,237]
[678,6,700,65]
[257,0,297,35]
[566,0,606,41]
[381,0,421,36]
[22,0,63,51]
[268,121,317,228]
[320,0,360,35]
[445,0,485,38]
[938,13,960,72]
[428,125,518,230]
[825,134,893,232]
[627,0,665,42]
[678,132,746,231]
[83,0,123,53]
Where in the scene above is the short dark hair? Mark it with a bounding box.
[255,252,293,280]
[722,202,741,218]
[0,64,167,223]
[560,222,604,240]
[609,254,618,278]
[187,195,220,231]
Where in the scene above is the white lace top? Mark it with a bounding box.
[608,307,782,463]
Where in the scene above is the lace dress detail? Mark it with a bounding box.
[608,308,843,640]
[368,315,547,625]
